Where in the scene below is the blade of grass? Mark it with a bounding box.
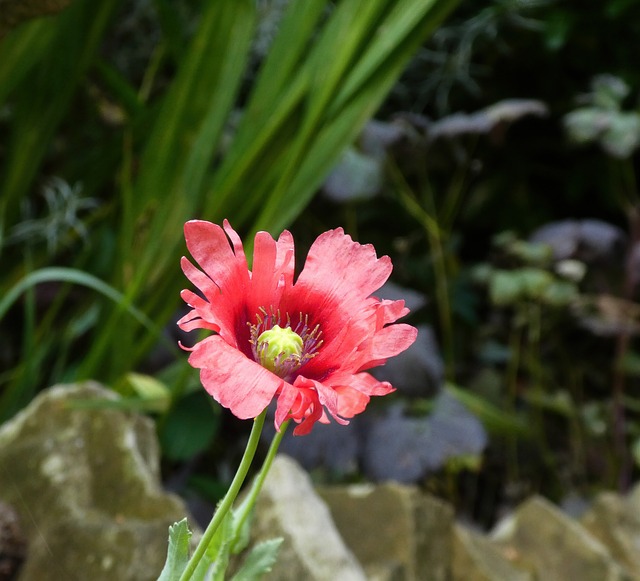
[250,0,459,234]
[78,0,257,380]
[0,18,56,105]
[0,266,167,420]
[0,267,160,333]
[0,0,118,230]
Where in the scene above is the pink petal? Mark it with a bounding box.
[177,311,219,333]
[188,335,283,419]
[325,371,394,417]
[184,221,249,296]
[333,385,370,418]
[247,229,295,316]
[378,299,410,325]
[355,323,418,371]
[282,230,395,375]
[274,384,299,428]
[275,230,295,288]
[247,231,278,314]
[275,383,324,435]
[292,400,324,435]
[294,376,348,427]
[178,290,219,332]
[295,229,392,301]
[180,256,219,298]
[223,219,247,264]
[182,221,253,346]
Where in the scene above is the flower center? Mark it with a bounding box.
[257,325,303,374]
[248,308,323,379]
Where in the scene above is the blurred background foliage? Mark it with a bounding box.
[2,0,640,527]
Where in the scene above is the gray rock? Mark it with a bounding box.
[248,455,367,581]
[363,392,487,483]
[491,495,633,581]
[323,146,384,202]
[529,218,626,263]
[371,324,442,397]
[318,482,453,581]
[452,524,533,581]
[0,382,192,581]
[581,488,640,577]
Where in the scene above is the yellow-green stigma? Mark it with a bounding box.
[256,324,304,376]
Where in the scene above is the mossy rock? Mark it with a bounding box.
[0,382,192,581]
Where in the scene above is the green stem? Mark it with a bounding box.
[179,409,267,581]
[232,419,291,541]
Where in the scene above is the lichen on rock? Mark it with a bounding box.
[0,382,193,581]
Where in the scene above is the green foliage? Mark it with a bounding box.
[159,391,220,461]
[158,518,193,581]
[158,514,282,581]
[564,75,640,159]
[3,0,640,537]
[292,0,640,506]
[230,538,283,581]
[0,0,458,425]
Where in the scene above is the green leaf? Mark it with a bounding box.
[540,280,578,306]
[489,270,524,306]
[192,509,233,581]
[518,267,553,299]
[113,372,171,413]
[159,391,220,462]
[158,518,192,581]
[230,502,254,555]
[230,538,284,581]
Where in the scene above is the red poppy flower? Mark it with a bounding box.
[178,220,417,435]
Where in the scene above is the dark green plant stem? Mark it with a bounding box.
[610,159,639,491]
[391,165,455,378]
[506,322,522,483]
[178,409,267,581]
[611,203,640,491]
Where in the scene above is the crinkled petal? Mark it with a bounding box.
[178,290,220,333]
[293,408,324,435]
[274,384,299,429]
[184,220,249,295]
[222,219,247,265]
[182,221,252,346]
[355,323,418,371]
[249,231,278,308]
[275,230,295,288]
[179,261,245,347]
[180,256,219,298]
[324,370,394,417]
[282,230,394,375]
[189,335,283,419]
[177,312,219,334]
[294,376,349,427]
[334,385,370,418]
[378,299,410,325]
[275,383,324,435]
[295,228,392,302]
